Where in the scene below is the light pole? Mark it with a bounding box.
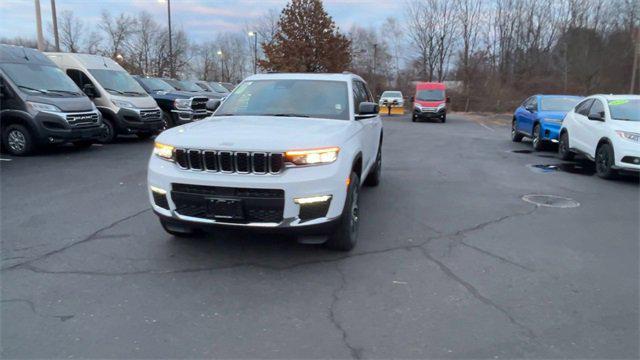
[217,50,224,82]
[248,31,258,74]
[51,0,60,51]
[34,0,44,51]
[159,0,173,77]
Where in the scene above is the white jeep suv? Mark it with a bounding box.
[559,94,640,178]
[148,73,383,250]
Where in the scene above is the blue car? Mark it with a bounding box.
[511,95,583,150]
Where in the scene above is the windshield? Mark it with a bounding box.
[178,80,205,92]
[0,63,82,96]
[140,77,174,92]
[215,79,349,120]
[89,69,146,96]
[209,82,229,93]
[416,89,444,101]
[608,99,640,122]
[540,97,581,111]
[382,91,402,98]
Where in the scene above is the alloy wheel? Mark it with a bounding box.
[7,129,26,153]
[596,148,610,174]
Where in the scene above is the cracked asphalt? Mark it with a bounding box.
[1,113,638,359]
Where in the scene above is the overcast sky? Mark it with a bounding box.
[0,0,398,43]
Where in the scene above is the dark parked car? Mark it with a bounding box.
[161,78,225,100]
[133,75,210,128]
[0,44,104,155]
[194,81,229,97]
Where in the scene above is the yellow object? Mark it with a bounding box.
[379,106,405,115]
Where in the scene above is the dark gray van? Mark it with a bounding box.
[0,45,104,155]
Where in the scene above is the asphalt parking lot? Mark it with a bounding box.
[1,113,638,358]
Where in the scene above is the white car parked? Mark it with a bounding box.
[378,90,404,108]
[559,94,640,178]
[148,73,383,250]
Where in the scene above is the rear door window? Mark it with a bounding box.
[589,100,605,118]
[575,99,594,116]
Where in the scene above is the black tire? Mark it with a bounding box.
[595,143,617,179]
[3,124,34,156]
[441,113,446,123]
[364,145,381,187]
[161,110,173,130]
[136,132,154,140]
[532,123,544,151]
[412,114,417,122]
[72,140,94,149]
[161,220,198,238]
[325,171,360,251]
[511,120,524,142]
[97,119,116,143]
[558,132,574,161]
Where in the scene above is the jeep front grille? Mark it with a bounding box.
[174,149,284,174]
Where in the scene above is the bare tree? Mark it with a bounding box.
[57,10,83,53]
[99,11,136,58]
[455,0,482,110]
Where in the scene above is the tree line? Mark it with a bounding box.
[1,0,638,112]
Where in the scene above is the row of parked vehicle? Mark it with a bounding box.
[0,44,235,155]
[511,93,640,178]
[377,82,451,122]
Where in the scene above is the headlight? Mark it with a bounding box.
[174,98,191,110]
[112,99,137,109]
[153,142,175,161]
[616,131,640,143]
[285,147,339,166]
[26,101,61,113]
[543,118,562,124]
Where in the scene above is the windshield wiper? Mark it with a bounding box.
[18,85,48,94]
[264,113,310,118]
[213,113,236,116]
[103,87,125,95]
[124,91,145,95]
[47,89,81,95]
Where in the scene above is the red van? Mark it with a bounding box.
[410,82,450,123]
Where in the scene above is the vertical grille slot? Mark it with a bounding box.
[175,149,188,168]
[203,151,218,171]
[252,153,267,173]
[236,152,250,173]
[270,153,284,173]
[188,150,203,170]
[219,152,234,172]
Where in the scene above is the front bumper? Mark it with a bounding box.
[34,110,105,144]
[613,140,640,171]
[147,155,348,230]
[116,107,164,133]
[414,108,445,119]
[540,121,562,142]
[171,109,210,126]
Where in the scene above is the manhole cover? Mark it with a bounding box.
[522,194,580,208]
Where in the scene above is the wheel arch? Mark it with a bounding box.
[1,111,38,137]
[351,152,363,179]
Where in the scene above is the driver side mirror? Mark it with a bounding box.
[588,112,604,121]
[206,99,221,112]
[83,84,97,98]
[357,102,379,117]
[525,104,536,112]
[446,96,451,104]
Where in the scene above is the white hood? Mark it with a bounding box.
[157,115,360,151]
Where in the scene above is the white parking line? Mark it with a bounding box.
[477,122,495,132]
[0,158,13,162]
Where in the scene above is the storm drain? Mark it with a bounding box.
[522,194,580,208]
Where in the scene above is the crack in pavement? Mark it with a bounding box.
[1,299,74,322]
[460,241,535,272]
[9,207,538,277]
[416,246,538,340]
[328,264,363,359]
[1,208,151,272]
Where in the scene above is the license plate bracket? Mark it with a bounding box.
[207,198,244,220]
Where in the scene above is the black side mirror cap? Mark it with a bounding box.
[206,99,221,112]
[446,96,451,103]
[357,102,379,117]
[588,112,604,121]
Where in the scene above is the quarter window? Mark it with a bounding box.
[575,99,594,116]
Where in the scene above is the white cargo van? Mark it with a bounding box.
[46,53,163,142]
